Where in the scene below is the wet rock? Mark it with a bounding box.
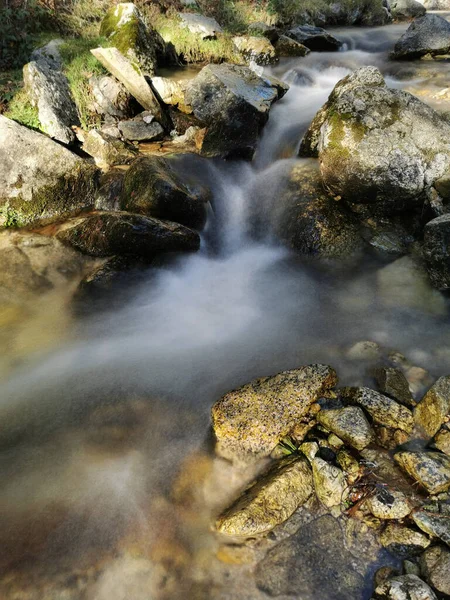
[215,456,313,537]
[95,170,124,211]
[0,115,97,228]
[184,63,287,158]
[89,75,135,120]
[390,0,426,20]
[317,406,374,450]
[121,154,210,228]
[255,515,365,599]
[392,14,450,60]
[423,214,450,290]
[23,60,79,145]
[347,340,382,361]
[300,441,319,462]
[374,574,437,600]
[412,509,450,545]
[300,66,450,215]
[377,256,447,316]
[275,161,363,258]
[233,36,277,66]
[56,211,200,259]
[414,376,450,439]
[275,34,310,57]
[366,489,411,520]
[118,113,165,142]
[420,545,450,596]
[286,25,343,51]
[211,364,337,463]
[30,39,63,69]
[375,368,415,408]
[394,451,450,494]
[312,456,347,508]
[91,47,170,129]
[379,524,430,557]
[178,12,223,39]
[434,425,450,456]
[82,129,137,167]
[100,3,166,75]
[342,387,414,433]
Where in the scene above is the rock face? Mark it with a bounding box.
[379,524,430,557]
[121,154,211,229]
[211,364,337,463]
[90,75,135,120]
[275,162,363,258]
[233,36,277,66]
[317,406,374,450]
[420,545,450,596]
[342,387,414,433]
[390,0,426,20]
[215,456,313,537]
[100,3,167,76]
[394,451,450,494]
[412,510,450,546]
[255,515,365,599]
[414,376,450,439]
[178,13,223,39]
[91,47,170,130]
[56,212,200,258]
[23,60,79,145]
[374,574,437,600]
[82,129,137,167]
[300,67,450,216]
[275,35,310,57]
[392,14,450,60]
[184,63,288,158]
[286,25,342,51]
[0,116,97,228]
[424,214,450,290]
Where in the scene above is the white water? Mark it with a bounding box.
[1,19,450,598]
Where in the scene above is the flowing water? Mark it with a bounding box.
[1,17,450,600]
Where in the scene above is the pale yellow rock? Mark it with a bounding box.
[312,457,347,508]
[414,376,450,439]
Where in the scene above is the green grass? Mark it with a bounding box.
[5,88,41,130]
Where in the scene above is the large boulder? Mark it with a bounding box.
[392,14,450,59]
[423,214,450,290]
[121,154,211,229]
[390,0,426,20]
[100,3,168,76]
[56,212,200,259]
[233,36,277,66]
[212,364,337,463]
[0,116,97,228]
[286,25,343,51]
[300,67,450,215]
[23,60,79,145]
[184,63,288,158]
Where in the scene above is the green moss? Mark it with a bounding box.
[4,88,41,131]
[100,5,141,57]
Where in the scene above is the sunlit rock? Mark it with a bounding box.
[412,509,450,545]
[365,488,411,520]
[82,129,137,167]
[394,451,450,494]
[312,456,347,508]
[233,35,277,66]
[317,406,374,450]
[434,425,450,456]
[178,12,223,39]
[414,376,450,439]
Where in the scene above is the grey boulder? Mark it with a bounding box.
[286,25,343,51]
[390,0,426,20]
[392,14,450,60]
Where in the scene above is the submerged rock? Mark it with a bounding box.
[255,515,365,599]
[216,456,313,537]
[312,456,347,508]
[184,63,287,158]
[374,574,437,600]
[392,14,450,60]
[390,0,426,20]
[121,154,211,229]
[286,25,342,51]
[300,66,450,215]
[414,376,450,439]
[211,364,337,463]
[394,451,450,494]
[317,406,374,450]
[342,387,414,433]
[379,523,430,557]
[375,367,415,408]
[0,115,97,228]
[23,59,79,145]
[57,212,200,258]
[100,3,167,75]
[412,510,450,546]
[233,36,277,66]
[423,214,450,290]
[420,545,450,596]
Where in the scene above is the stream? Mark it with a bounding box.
[1,16,450,600]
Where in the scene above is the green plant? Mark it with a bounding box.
[277,436,301,456]
[4,88,41,130]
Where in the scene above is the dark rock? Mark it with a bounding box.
[424,214,450,290]
[286,25,343,51]
[255,515,365,599]
[412,510,450,546]
[184,63,287,158]
[275,34,310,57]
[375,367,416,408]
[30,39,63,69]
[118,112,165,142]
[121,154,211,229]
[95,170,124,211]
[57,212,200,258]
[392,14,450,60]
